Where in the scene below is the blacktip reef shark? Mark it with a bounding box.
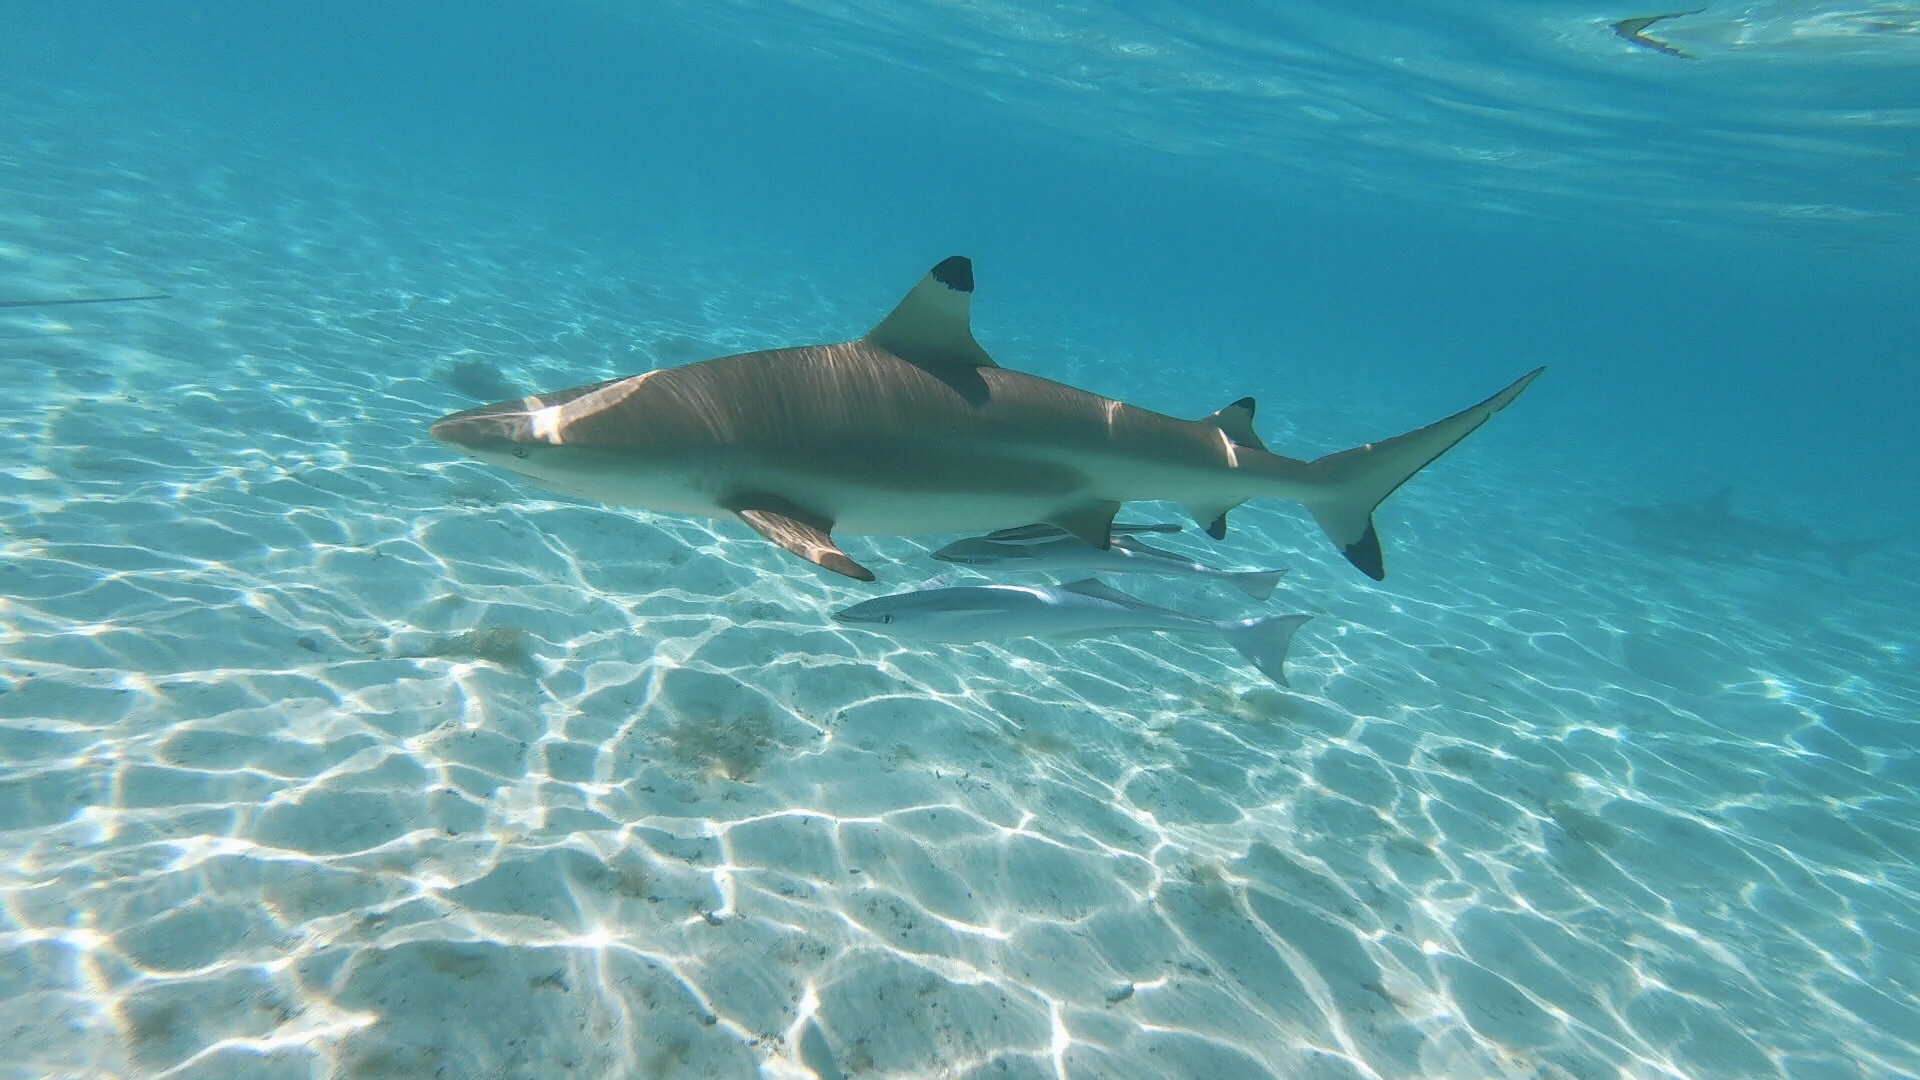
[430,257,1543,582]
[834,578,1314,687]
[1614,487,1898,573]
[1612,11,1701,58]
[934,523,1288,600]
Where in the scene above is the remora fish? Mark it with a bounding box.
[933,523,1287,600]
[832,578,1314,687]
[430,256,1542,582]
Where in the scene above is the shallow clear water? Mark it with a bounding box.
[2,3,1917,1079]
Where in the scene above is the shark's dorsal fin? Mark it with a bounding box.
[726,496,874,581]
[1046,501,1120,549]
[1203,397,1266,451]
[1057,578,1141,606]
[865,256,999,371]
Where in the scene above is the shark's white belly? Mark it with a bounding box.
[497,438,1257,537]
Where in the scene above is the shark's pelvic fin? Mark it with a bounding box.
[1047,501,1121,549]
[729,498,874,581]
[1305,366,1544,580]
[1204,397,1266,451]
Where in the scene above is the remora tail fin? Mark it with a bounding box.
[1220,614,1313,687]
[1304,367,1543,580]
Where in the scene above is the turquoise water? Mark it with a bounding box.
[2,2,1917,1078]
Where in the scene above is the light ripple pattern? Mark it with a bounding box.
[3,84,1919,1080]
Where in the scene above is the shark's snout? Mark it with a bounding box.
[430,402,541,456]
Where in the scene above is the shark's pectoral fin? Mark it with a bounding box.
[729,499,874,582]
[1047,501,1121,549]
[1184,499,1249,540]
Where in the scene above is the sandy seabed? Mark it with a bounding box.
[3,84,1919,1080]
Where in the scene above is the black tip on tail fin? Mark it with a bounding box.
[1206,515,1228,541]
[1344,520,1385,580]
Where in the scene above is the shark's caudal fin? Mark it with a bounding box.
[1303,367,1543,580]
[1220,614,1313,687]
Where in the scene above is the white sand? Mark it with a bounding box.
[3,80,1919,1080]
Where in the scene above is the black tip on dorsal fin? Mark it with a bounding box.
[1206,515,1228,541]
[930,256,973,293]
[1232,396,1255,413]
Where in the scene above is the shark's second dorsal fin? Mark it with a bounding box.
[1203,397,1266,451]
[865,256,999,371]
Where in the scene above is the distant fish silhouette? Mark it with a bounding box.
[0,293,171,308]
[1613,487,1898,573]
[1612,12,1697,58]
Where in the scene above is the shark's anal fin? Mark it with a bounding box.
[1047,501,1121,549]
[1184,499,1248,540]
[728,499,874,582]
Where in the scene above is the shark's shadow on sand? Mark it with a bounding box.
[1611,487,1901,573]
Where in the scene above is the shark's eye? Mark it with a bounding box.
[512,447,530,459]
[882,615,892,624]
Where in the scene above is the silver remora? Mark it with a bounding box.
[833,578,1314,687]
[933,523,1287,600]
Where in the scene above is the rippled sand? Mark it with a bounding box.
[4,84,1919,1080]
